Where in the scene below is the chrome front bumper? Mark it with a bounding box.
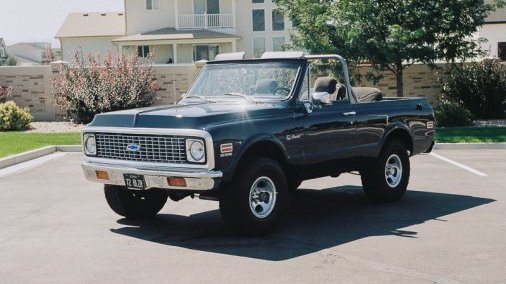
[81,161,222,191]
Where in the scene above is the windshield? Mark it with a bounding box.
[185,61,301,101]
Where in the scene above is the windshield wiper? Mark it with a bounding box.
[185,95,212,103]
[223,92,256,102]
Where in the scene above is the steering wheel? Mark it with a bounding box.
[273,86,291,96]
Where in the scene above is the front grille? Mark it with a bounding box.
[95,133,187,164]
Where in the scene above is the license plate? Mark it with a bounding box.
[123,174,146,190]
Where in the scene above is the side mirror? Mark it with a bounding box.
[303,102,312,114]
[295,102,313,114]
[312,92,331,106]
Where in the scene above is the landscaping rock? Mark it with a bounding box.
[28,122,84,133]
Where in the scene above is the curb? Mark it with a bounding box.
[0,145,81,170]
[434,142,506,150]
[0,142,504,171]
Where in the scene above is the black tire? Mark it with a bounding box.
[361,140,410,202]
[219,157,288,235]
[104,185,168,219]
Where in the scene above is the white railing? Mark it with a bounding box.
[177,13,234,29]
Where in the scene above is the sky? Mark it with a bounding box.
[0,0,124,47]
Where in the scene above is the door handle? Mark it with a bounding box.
[342,111,356,116]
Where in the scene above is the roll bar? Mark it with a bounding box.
[304,54,358,103]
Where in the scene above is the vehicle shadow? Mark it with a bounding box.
[110,186,494,261]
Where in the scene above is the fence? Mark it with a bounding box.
[0,63,200,121]
[0,62,441,121]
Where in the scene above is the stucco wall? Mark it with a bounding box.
[479,23,506,58]
[0,62,442,122]
[125,0,176,34]
[60,37,119,62]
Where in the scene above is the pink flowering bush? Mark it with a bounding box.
[53,51,159,123]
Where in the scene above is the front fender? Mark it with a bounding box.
[220,134,288,182]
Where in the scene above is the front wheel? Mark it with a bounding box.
[219,157,288,235]
[361,140,410,202]
[104,185,168,219]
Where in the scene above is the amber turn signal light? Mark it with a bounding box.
[167,177,187,187]
[95,170,109,180]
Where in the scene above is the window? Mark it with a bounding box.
[252,0,264,3]
[0,48,5,58]
[252,10,265,31]
[146,0,159,10]
[499,42,506,61]
[194,0,219,14]
[299,67,310,101]
[253,37,265,58]
[193,45,220,61]
[272,10,285,31]
[138,46,150,58]
[272,37,285,51]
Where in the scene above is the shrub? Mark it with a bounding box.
[434,97,473,127]
[0,101,33,131]
[438,60,506,119]
[52,51,159,124]
[5,56,17,66]
[0,86,12,103]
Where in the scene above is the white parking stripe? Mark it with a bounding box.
[0,152,68,178]
[430,152,488,177]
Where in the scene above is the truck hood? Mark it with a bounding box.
[88,101,292,129]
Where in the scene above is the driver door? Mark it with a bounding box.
[303,100,356,164]
[299,74,357,174]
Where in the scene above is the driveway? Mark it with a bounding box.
[0,150,505,283]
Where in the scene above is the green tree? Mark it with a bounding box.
[275,0,504,97]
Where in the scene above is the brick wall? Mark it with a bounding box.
[0,62,441,121]
[0,65,56,121]
[0,63,199,121]
[355,64,442,104]
[152,64,199,105]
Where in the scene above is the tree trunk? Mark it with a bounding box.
[395,61,404,97]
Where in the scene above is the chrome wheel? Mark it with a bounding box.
[249,176,277,218]
[385,154,403,188]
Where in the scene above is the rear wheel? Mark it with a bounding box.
[219,157,288,235]
[361,140,410,202]
[104,185,168,219]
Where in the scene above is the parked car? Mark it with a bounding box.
[81,52,435,234]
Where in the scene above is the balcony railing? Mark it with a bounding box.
[177,13,234,29]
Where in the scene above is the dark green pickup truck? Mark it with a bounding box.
[81,52,435,234]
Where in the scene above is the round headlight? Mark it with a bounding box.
[189,140,205,162]
[85,135,97,155]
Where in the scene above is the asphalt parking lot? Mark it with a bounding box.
[0,149,505,283]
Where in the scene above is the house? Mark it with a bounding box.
[56,0,292,63]
[6,42,55,65]
[56,12,126,61]
[0,38,8,65]
[479,3,506,60]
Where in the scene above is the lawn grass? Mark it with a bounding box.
[435,127,506,143]
[0,132,81,158]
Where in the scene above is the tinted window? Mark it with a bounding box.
[252,10,265,31]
